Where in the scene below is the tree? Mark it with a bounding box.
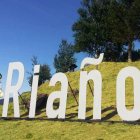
[121,48,140,62]
[72,0,125,62]
[27,55,51,87]
[107,0,140,61]
[72,0,106,58]
[72,0,140,62]
[54,40,77,73]
[104,42,126,62]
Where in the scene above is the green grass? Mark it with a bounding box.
[0,61,140,139]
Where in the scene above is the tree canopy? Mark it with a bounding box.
[72,0,109,58]
[54,40,77,73]
[72,0,140,61]
[27,55,51,87]
[105,0,140,61]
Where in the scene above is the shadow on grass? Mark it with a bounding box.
[67,105,134,120]
[85,106,117,120]
[101,105,134,120]
[66,105,78,110]
[20,102,47,117]
[66,113,78,119]
[20,104,134,121]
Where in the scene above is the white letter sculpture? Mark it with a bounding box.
[2,62,24,117]
[78,53,104,120]
[46,73,68,119]
[29,65,40,118]
[117,66,140,121]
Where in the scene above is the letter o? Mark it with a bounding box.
[117,66,140,121]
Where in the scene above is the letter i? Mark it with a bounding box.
[29,65,40,118]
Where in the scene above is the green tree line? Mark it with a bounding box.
[72,0,140,62]
[27,0,140,87]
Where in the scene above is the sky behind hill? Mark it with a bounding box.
[0,0,85,96]
[0,0,139,97]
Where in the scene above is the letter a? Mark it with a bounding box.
[46,73,68,119]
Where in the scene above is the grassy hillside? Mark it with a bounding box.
[0,61,140,139]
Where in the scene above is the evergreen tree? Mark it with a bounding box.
[27,55,51,87]
[72,0,125,62]
[72,0,107,58]
[72,0,140,62]
[54,40,77,73]
[108,0,140,61]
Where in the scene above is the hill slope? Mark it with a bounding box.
[0,61,140,139]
